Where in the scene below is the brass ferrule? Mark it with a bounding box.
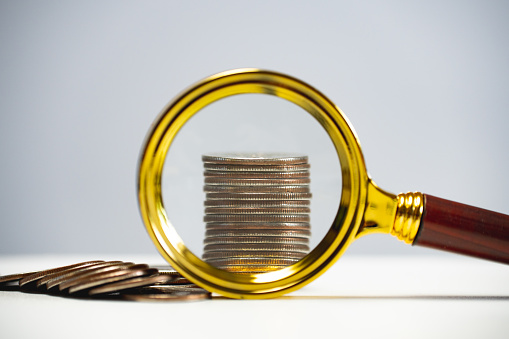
[391,192,424,244]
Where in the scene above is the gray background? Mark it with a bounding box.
[1,1,508,258]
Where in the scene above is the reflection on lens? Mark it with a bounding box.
[202,153,312,273]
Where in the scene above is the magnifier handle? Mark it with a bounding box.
[413,195,509,264]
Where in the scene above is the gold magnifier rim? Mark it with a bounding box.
[138,68,369,299]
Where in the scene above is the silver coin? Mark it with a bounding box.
[202,250,306,260]
[204,185,310,193]
[205,207,310,215]
[204,236,309,245]
[204,243,309,253]
[205,257,300,266]
[205,222,311,230]
[204,177,311,186]
[204,171,310,178]
[204,163,311,172]
[204,199,310,207]
[202,153,308,165]
[205,229,311,238]
[206,192,312,200]
[204,214,310,223]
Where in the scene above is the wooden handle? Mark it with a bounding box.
[413,195,509,264]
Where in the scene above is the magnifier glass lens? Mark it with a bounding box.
[140,69,367,298]
[161,94,341,273]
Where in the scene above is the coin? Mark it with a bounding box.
[0,272,36,287]
[205,222,311,230]
[88,274,173,296]
[204,199,310,207]
[204,177,311,186]
[122,285,211,301]
[205,257,300,266]
[205,192,312,201]
[204,170,309,178]
[202,153,308,165]
[212,265,290,273]
[204,185,310,193]
[204,163,311,172]
[204,243,310,253]
[202,250,306,260]
[54,262,134,291]
[37,261,125,289]
[205,207,310,215]
[204,214,310,223]
[19,260,105,287]
[204,236,309,245]
[65,264,154,294]
[205,229,311,238]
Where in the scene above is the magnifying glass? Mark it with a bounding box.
[138,68,509,299]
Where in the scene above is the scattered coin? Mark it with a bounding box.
[0,272,36,287]
[1,261,211,302]
[122,285,211,301]
[19,261,105,287]
[88,274,173,295]
[41,261,126,290]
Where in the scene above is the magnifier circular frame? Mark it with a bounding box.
[138,68,369,299]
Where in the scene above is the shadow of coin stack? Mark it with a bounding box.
[202,154,311,273]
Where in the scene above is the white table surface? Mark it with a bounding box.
[1,254,508,339]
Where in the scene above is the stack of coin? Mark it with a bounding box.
[202,153,311,273]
